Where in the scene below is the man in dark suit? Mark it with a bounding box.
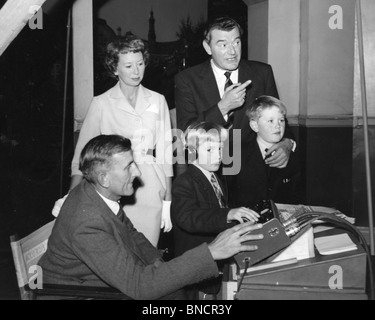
[39,134,263,300]
[175,17,295,175]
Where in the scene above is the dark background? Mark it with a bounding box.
[1,0,374,300]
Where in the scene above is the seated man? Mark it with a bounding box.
[38,134,263,300]
[229,96,302,208]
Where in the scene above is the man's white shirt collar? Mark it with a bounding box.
[210,59,239,99]
[96,191,120,215]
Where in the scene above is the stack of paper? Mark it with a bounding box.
[238,258,298,275]
[314,233,357,255]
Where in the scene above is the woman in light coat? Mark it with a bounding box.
[68,35,173,247]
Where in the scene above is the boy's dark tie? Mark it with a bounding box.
[224,72,234,129]
[211,173,226,208]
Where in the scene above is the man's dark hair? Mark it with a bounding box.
[79,134,132,183]
[204,17,243,44]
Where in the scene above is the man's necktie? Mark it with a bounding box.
[224,72,235,129]
[211,173,226,208]
[117,206,125,223]
[224,71,233,91]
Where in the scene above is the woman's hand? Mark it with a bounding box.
[161,200,172,232]
[52,194,69,218]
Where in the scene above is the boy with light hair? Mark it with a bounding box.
[171,121,260,300]
[229,95,302,208]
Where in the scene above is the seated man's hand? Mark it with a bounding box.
[227,207,260,224]
[52,194,69,218]
[208,223,263,261]
[160,200,172,233]
[265,138,293,168]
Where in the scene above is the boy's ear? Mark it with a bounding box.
[203,40,212,56]
[187,146,198,162]
[249,120,259,133]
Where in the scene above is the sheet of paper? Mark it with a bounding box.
[314,233,357,255]
[313,225,335,234]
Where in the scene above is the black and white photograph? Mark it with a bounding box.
[0,0,374,303]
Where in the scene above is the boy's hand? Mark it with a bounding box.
[227,207,260,224]
[265,138,292,168]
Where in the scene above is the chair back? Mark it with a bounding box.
[10,220,55,299]
[10,219,131,300]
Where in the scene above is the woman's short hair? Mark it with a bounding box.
[104,33,150,78]
[246,95,287,121]
[79,134,132,184]
[203,17,243,44]
[183,121,227,157]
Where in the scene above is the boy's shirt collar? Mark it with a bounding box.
[193,163,224,198]
[192,163,213,182]
[256,137,275,159]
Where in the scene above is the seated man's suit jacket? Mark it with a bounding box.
[229,138,303,208]
[38,180,218,300]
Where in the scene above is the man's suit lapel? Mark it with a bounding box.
[198,61,221,109]
[234,61,254,130]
